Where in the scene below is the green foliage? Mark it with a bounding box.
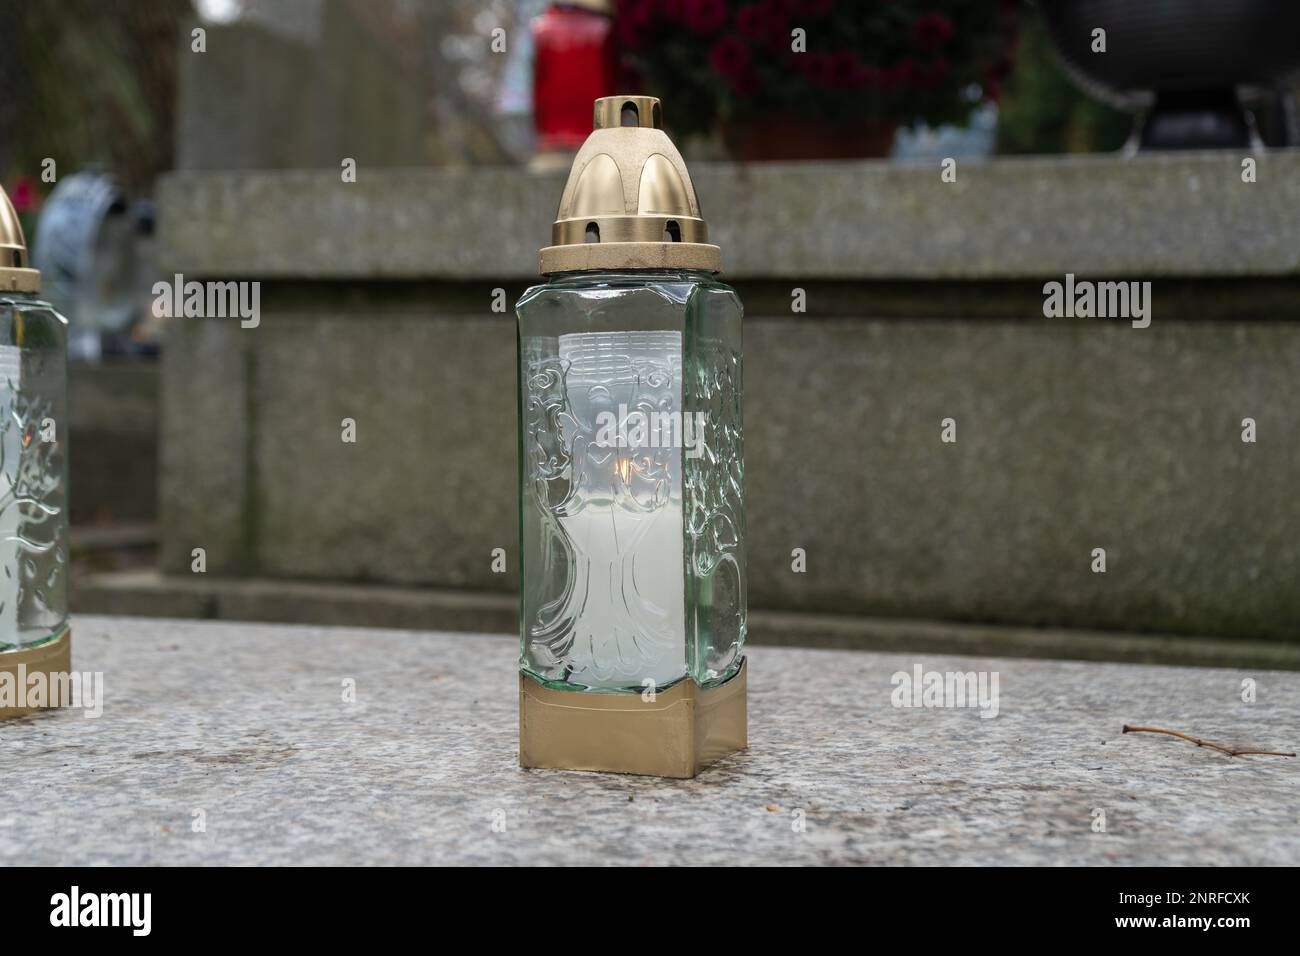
[994,5,1131,154]
[0,0,192,191]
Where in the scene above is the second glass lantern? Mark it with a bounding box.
[1,184,71,719]
[517,96,746,777]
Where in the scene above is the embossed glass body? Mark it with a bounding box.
[517,269,745,692]
[0,293,69,652]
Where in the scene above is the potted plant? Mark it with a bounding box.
[615,0,1022,160]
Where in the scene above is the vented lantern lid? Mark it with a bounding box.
[539,95,722,275]
[1,185,41,294]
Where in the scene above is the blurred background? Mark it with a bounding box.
[3,0,1300,668]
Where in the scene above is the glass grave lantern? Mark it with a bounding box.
[0,184,71,718]
[516,96,746,777]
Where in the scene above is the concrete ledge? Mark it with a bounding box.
[158,152,1300,281]
[72,523,159,550]
[74,570,518,634]
[73,571,1300,671]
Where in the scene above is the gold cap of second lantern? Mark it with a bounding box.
[539,95,722,275]
[1,185,41,294]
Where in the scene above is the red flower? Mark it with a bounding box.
[827,50,858,89]
[765,14,792,48]
[731,66,760,96]
[8,176,38,214]
[852,63,883,90]
[911,12,955,52]
[797,51,835,89]
[710,35,751,78]
[655,0,685,19]
[616,0,655,48]
[737,2,779,39]
[736,1,790,50]
[792,0,834,15]
[891,58,919,90]
[684,0,729,34]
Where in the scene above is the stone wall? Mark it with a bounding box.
[69,362,158,524]
[155,153,1300,642]
[175,5,429,173]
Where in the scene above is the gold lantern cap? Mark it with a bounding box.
[539,95,722,275]
[1,184,40,294]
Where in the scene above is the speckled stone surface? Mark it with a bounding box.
[3,616,1297,866]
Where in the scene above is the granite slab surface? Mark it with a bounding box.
[2,616,1297,866]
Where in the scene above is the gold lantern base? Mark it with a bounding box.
[0,628,72,720]
[519,658,747,779]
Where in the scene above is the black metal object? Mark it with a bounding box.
[1039,0,1300,149]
